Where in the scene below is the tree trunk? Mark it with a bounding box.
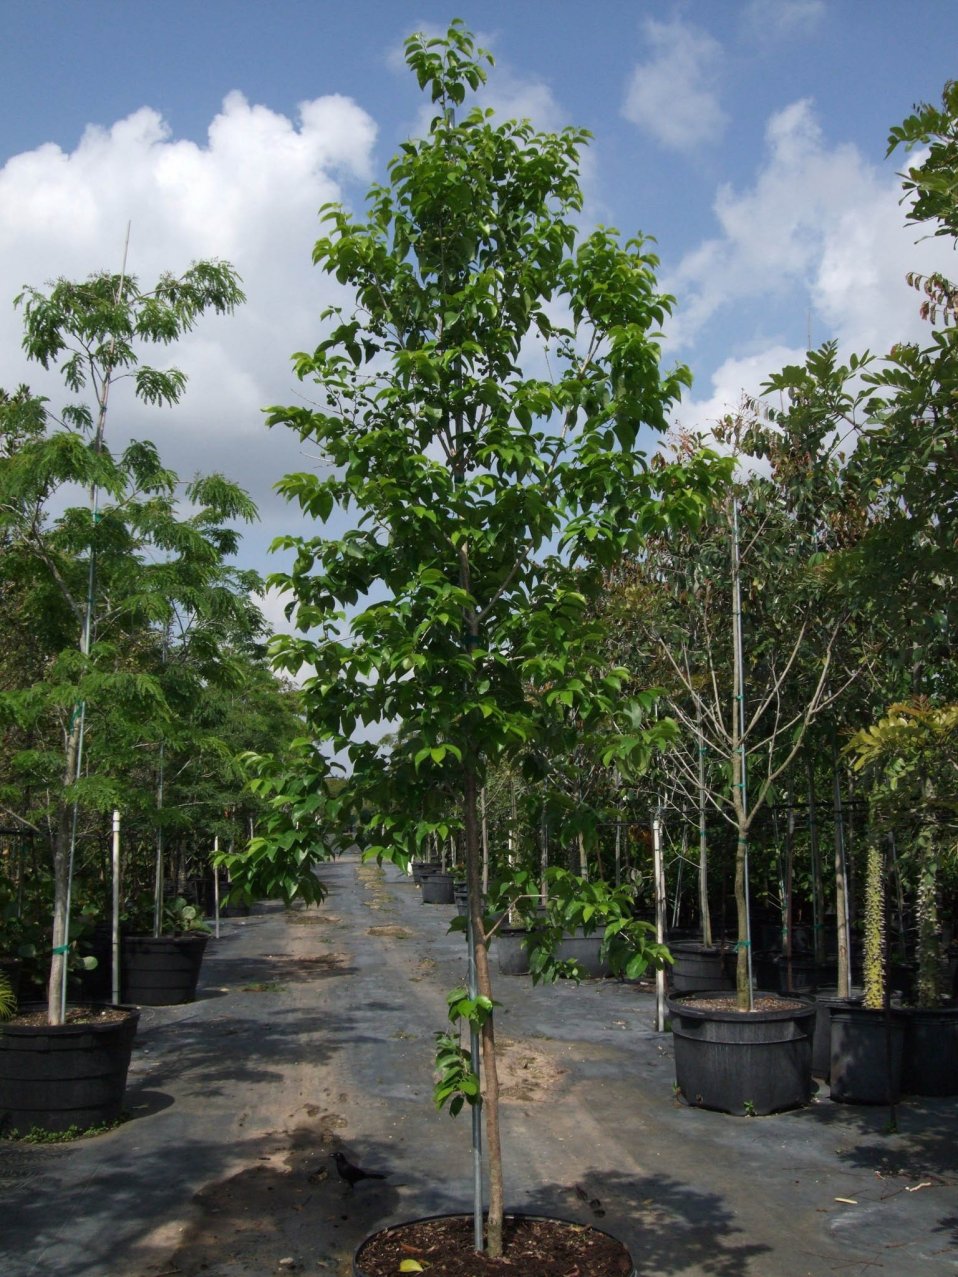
[480,787,489,896]
[577,829,588,879]
[48,715,83,1024]
[464,766,504,1257]
[697,706,712,947]
[730,498,752,1008]
[831,750,851,1000]
[807,761,826,965]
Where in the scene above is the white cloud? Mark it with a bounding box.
[0,92,377,572]
[481,70,564,133]
[622,18,728,151]
[677,344,807,436]
[665,99,949,361]
[742,0,826,42]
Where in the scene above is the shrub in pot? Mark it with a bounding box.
[828,843,904,1104]
[519,868,669,985]
[0,946,141,1136]
[668,989,817,1115]
[845,703,958,1098]
[121,896,211,1006]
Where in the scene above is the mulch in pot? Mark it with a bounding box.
[355,1213,633,1277]
[677,993,806,1013]
[5,1005,132,1028]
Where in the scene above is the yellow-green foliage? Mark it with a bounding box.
[862,844,885,1010]
[848,700,958,1007]
[0,969,16,1022]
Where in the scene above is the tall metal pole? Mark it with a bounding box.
[111,809,121,1005]
[697,705,712,947]
[213,834,221,940]
[652,804,667,1032]
[466,905,483,1250]
[831,736,852,999]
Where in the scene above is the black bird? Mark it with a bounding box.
[333,1150,387,1188]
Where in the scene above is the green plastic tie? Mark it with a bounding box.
[51,944,72,955]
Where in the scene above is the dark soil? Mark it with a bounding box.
[6,1005,132,1028]
[355,1214,633,1277]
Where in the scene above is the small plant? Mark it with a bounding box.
[2,1115,126,1143]
[0,969,16,1022]
[743,1098,757,1117]
[164,897,211,935]
[490,867,672,987]
[123,893,211,936]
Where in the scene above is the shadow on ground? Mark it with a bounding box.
[127,1148,770,1277]
[131,1125,403,1276]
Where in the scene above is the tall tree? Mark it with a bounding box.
[1,259,249,1022]
[606,414,862,1005]
[234,22,726,1256]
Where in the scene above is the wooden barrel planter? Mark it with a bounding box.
[0,1003,140,1135]
[669,942,734,993]
[420,872,455,905]
[829,1005,905,1104]
[121,934,209,1006]
[668,991,816,1115]
[901,1006,958,1097]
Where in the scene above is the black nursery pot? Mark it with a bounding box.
[495,926,534,976]
[829,1004,904,1104]
[0,1003,140,1135]
[420,872,455,905]
[901,1006,958,1097]
[811,990,862,1080]
[554,927,612,979]
[121,933,208,1006]
[453,879,470,917]
[668,990,816,1115]
[776,955,834,995]
[353,1213,637,1277]
[669,942,734,993]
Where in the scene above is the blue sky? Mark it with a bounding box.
[2,1,957,624]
